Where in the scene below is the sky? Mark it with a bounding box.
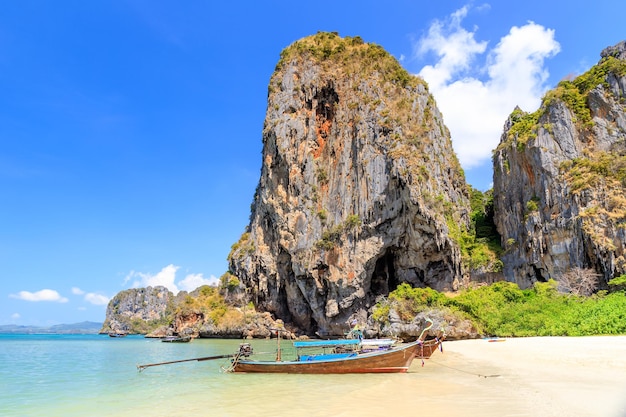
[1,1,624,326]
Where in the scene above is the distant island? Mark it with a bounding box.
[0,321,103,334]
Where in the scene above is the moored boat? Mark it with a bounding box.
[136,319,442,374]
[108,332,128,338]
[226,337,442,374]
[161,335,193,343]
[224,317,442,374]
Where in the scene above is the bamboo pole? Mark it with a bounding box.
[137,353,234,372]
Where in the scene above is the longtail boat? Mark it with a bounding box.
[136,320,442,374]
[226,336,443,374]
[224,319,443,374]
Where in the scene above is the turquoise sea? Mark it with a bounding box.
[0,334,446,417]
[5,334,626,417]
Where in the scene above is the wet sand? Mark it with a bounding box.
[388,336,626,417]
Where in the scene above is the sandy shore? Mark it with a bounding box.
[397,336,626,417]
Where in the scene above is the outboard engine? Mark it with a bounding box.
[238,343,253,357]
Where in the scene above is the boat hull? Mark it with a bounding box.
[232,338,442,374]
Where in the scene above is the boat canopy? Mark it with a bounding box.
[361,339,395,347]
[293,339,361,348]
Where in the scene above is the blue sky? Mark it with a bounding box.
[2,1,624,326]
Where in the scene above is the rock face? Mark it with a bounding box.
[229,33,470,336]
[102,285,292,338]
[101,286,171,333]
[493,41,626,287]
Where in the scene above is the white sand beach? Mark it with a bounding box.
[243,336,626,417]
[393,336,626,417]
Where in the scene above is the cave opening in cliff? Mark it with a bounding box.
[371,250,399,297]
[314,84,338,121]
[531,264,548,282]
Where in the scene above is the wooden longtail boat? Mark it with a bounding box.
[136,319,442,374]
[226,336,443,374]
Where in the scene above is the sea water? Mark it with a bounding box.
[0,334,454,417]
[6,334,625,417]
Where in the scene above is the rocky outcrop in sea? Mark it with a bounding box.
[101,286,294,338]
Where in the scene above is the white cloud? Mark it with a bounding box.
[11,313,20,320]
[10,289,69,303]
[178,273,219,292]
[124,265,220,294]
[127,264,181,294]
[416,5,488,89]
[415,6,560,168]
[72,286,110,305]
[475,3,491,13]
[84,292,110,306]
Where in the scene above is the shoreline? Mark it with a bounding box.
[3,334,625,417]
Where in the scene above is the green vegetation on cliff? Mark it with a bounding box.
[175,285,252,329]
[228,232,256,261]
[571,55,626,94]
[505,107,541,149]
[500,54,626,151]
[276,31,422,89]
[563,151,626,215]
[444,187,502,272]
[561,151,626,193]
[374,281,626,336]
[106,284,251,335]
[559,150,626,244]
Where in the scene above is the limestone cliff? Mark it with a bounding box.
[101,285,288,338]
[101,286,171,333]
[228,33,470,336]
[493,41,626,287]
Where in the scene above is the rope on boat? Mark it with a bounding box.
[220,343,254,373]
[220,352,240,373]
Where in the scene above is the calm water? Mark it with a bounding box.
[6,334,624,417]
[0,334,441,417]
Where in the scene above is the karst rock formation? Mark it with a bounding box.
[101,286,172,333]
[493,41,626,288]
[228,33,470,336]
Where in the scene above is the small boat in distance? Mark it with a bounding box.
[161,335,193,343]
[108,332,128,338]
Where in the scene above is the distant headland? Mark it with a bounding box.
[0,321,103,334]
